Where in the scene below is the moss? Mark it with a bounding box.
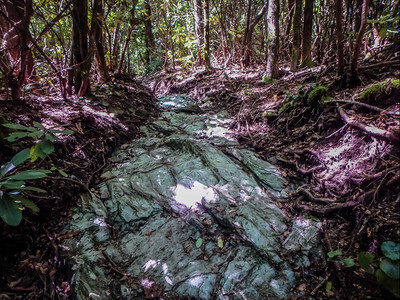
[308,85,328,102]
[262,110,278,118]
[391,79,399,88]
[278,101,293,114]
[262,74,276,84]
[358,79,399,103]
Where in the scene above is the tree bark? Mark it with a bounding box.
[91,0,110,83]
[241,2,268,67]
[204,0,212,71]
[144,0,156,66]
[71,0,91,96]
[193,0,205,65]
[266,0,280,79]
[335,0,344,76]
[0,0,35,100]
[285,0,295,37]
[299,0,314,68]
[350,0,370,86]
[290,0,302,71]
[117,1,138,75]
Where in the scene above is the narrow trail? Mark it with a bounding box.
[62,95,323,299]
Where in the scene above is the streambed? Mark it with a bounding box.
[62,95,324,299]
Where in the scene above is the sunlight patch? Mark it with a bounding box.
[174,181,217,208]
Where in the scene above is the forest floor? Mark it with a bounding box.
[0,64,399,299]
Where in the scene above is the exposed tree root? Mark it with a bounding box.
[329,99,400,116]
[336,104,400,143]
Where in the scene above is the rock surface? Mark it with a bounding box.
[62,95,324,299]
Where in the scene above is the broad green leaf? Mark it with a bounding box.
[3,123,29,130]
[380,259,400,279]
[1,180,25,189]
[45,133,57,142]
[58,169,68,177]
[358,252,375,274]
[217,237,223,248]
[9,194,39,212]
[49,129,74,135]
[341,257,355,268]
[32,121,45,130]
[381,241,400,260]
[0,148,30,177]
[376,269,400,297]
[195,238,203,248]
[0,194,22,226]
[327,250,342,258]
[7,170,50,181]
[6,132,30,142]
[39,139,55,155]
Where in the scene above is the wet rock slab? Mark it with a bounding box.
[62,95,324,299]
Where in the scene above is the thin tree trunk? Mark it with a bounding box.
[204,0,212,71]
[350,0,370,86]
[91,0,110,82]
[290,0,302,71]
[193,0,205,65]
[335,0,344,76]
[285,0,295,37]
[266,0,280,79]
[117,1,138,75]
[71,0,91,96]
[242,2,268,67]
[144,0,156,66]
[299,0,314,68]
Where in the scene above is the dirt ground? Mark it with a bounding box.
[0,65,399,299]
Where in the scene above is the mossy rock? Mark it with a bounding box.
[278,101,294,114]
[358,79,400,105]
[307,85,329,104]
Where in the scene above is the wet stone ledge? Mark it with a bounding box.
[62,95,324,299]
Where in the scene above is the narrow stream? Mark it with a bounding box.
[62,95,324,299]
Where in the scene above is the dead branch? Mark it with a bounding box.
[329,99,400,116]
[336,104,400,143]
[359,60,400,71]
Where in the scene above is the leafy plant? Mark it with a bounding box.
[0,148,49,226]
[3,122,73,162]
[327,241,400,298]
[0,122,73,226]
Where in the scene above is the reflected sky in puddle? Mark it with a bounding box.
[174,181,217,208]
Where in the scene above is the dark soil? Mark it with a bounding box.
[0,65,399,299]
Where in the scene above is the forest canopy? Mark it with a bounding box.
[0,0,399,100]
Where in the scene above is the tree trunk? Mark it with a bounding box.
[204,0,212,71]
[71,0,91,96]
[266,0,280,79]
[335,0,344,76]
[144,0,156,66]
[193,0,205,65]
[117,1,138,75]
[290,0,302,71]
[285,0,295,37]
[299,0,314,68]
[0,0,35,100]
[91,0,110,83]
[242,2,268,67]
[350,0,370,86]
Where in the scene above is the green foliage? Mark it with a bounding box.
[0,148,48,226]
[146,57,165,74]
[0,122,73,226]
[328,241,400,298]
[3,122,73,162]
